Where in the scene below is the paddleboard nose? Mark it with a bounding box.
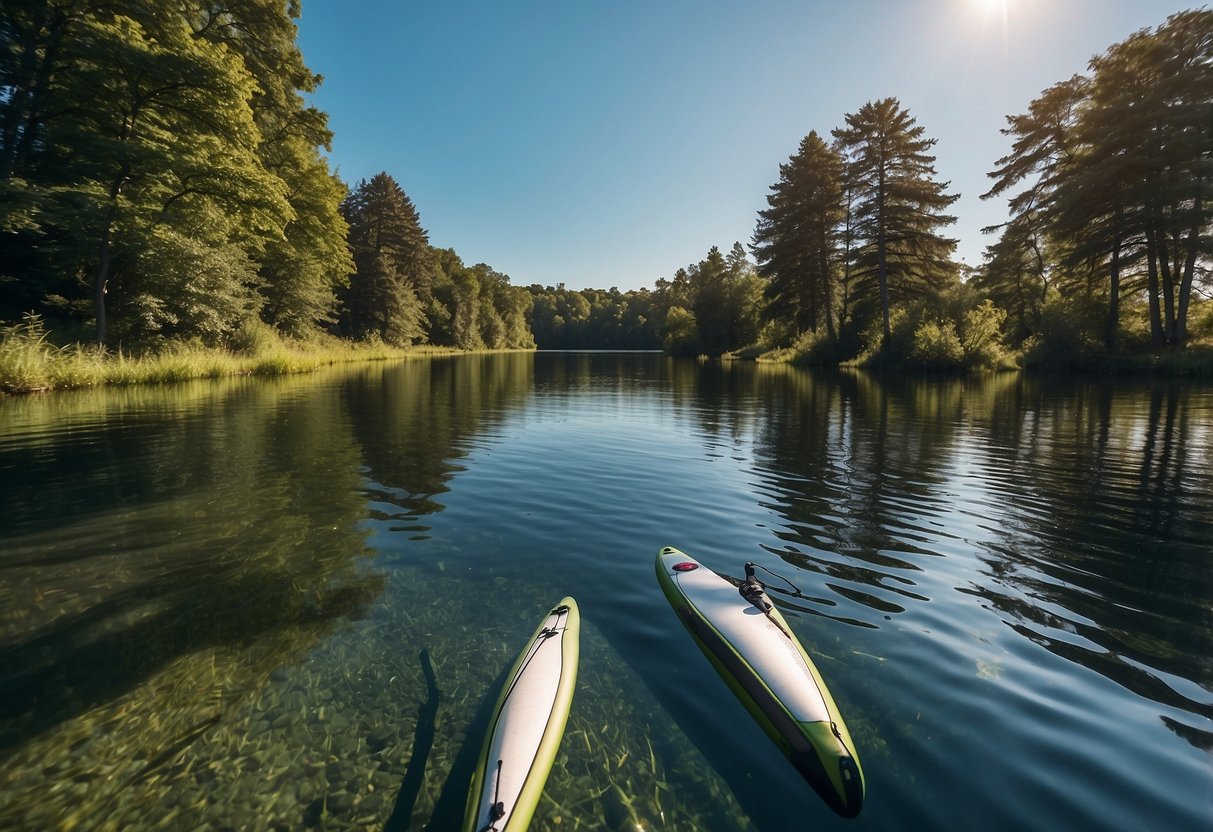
[836,755,865,818]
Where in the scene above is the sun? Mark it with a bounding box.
[976,0,1010,12]
[971,0,1012,26]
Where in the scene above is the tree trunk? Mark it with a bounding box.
[3,3,73,178]
[93,215,113,346]
[1158,230,1176,339]
[1175,218,1201,346]
[809,264,820,335]
[93,165,129,346]
[878,234,890,342]
[1145,228,1164,347]
[841,186,853,327]
[0,4,46,176]
[1104,232,1121,349]
[876,174,889,343]
[1175,107,1210,347]
[1008,260,1026,339]
[821,244,835,340]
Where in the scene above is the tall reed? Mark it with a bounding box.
[0,316,439,394]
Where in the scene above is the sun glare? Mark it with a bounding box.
[971,0,1013,31]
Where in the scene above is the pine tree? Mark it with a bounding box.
[972,212,1050,342]
[1061,10,1213,346]
[690,246,730,354]
[983,11,1213,349]
[724,241,764,349]
[752,131,844,339]
[340,173,431,344]
[832,99,959,342]
[980,77,1087,343]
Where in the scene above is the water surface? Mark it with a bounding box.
[1,353,1210,830]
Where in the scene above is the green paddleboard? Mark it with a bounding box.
[463,598,580,831]
[656,547,865,818]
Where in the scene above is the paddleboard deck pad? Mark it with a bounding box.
[656,547,865,817]
[463,597,580,832]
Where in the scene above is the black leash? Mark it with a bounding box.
[479,759,505,832]
[746,561,803,595]
[739,562,796,639]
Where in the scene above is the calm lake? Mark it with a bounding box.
[1,352,1210,831]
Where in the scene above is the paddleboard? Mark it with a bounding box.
[656,547,865,818]
[463,597,580,832]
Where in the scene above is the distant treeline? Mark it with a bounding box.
[525,242,762,354]
[1,4,1209,369]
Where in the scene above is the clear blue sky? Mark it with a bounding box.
[296,0,1196,292]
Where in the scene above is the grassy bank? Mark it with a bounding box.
[1018,341,1213,377]
[754,313,1213,377]
[755,341,1213,376]
[0,317,459,395]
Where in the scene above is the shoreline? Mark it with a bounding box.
[0,326,535,396]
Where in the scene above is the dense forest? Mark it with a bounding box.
[1,4,1209,372]
[0,1,531,353]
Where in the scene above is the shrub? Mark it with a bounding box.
[959,300,1010,369]
[910,319,964,367]
[1022,289,1105,369]
[228,318,281,356]
[1190,298,1213,341]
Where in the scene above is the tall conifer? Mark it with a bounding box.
[340,173,431,344]
[832,99,959,341]
[752,131,844,339]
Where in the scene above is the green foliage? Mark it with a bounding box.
[122,226,262,344]
[0,0,347,347]
[228,319,281,357]
[1191,299,1213,342]
[258,166,352,337]
[910,320,964,367]
[0,314,58,392]
[960,300,1009,368]
[526,284,663,349]
[688,243,763,354]
[662,306,699,356]
[427,249,533,350]
[751,11,1211,374]
[1021,290,1106,369]
[758,327,843,365]
[449,264,483,350]
[590,243,764,356]
[833,98,960,340]
[847,290,1010,371]
[971,213,1051,344]
[984,10,1213,350]
[339,173,431,345]
[0,315,422,394]
[753,131,844,337]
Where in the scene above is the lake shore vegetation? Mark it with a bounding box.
[0,314,452,394]
[0,2,533,396]
[1,5,1209,385]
